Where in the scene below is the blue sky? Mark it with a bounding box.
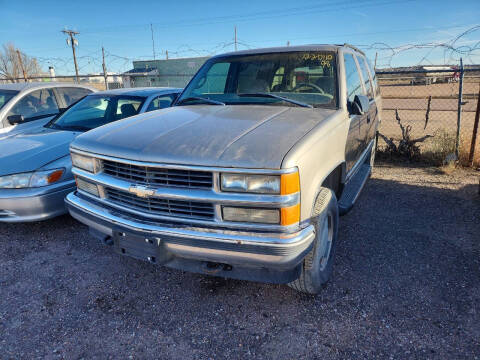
[1,0,479,75]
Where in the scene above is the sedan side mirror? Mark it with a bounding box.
[7,114,24,125]
[351,95,370,116]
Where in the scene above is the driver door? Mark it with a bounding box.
[343,52,368,172]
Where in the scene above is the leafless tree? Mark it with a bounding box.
[0,43,42,81]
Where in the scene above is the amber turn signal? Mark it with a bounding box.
[281,203,300,226]
[280,171,300,195]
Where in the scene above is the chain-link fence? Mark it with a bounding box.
[377,68,480,166]
[2,69,480,166]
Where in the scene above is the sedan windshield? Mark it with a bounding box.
[177,51,337,108]
[48,94,146,131]
[0,90,19,111]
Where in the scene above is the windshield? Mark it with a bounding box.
[48,94,146,131]
[0,90,19,111]
[178,51,337,108]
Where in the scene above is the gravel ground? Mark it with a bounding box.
[1,163,479,359]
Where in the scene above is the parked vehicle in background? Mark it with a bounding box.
[0,87,181,222]
[66,45,380,294]
[0,82,96,138]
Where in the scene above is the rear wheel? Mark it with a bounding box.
[288,188,339,294]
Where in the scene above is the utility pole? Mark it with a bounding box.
[234,26,237,51]
[150,23,156,60]
[166,50,169,60]
[62,29,79,82]
[102,47,108,90]
[16,49,27,82]
[287,41,290,47]
[374,52,378,69]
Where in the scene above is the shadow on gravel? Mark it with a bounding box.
[0,175,479,359]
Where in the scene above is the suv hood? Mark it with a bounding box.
[72,105,336,169]
[0,126,77,176]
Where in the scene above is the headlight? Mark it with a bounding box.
[220,170,299,195]
[0,169,64,189]
[221,174,280,194]
[71,152,101,173]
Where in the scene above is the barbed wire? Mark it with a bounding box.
[31,24,480,75]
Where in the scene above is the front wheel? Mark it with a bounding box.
[288,188,339,294]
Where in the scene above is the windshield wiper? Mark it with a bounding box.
[176,96,225,106]
[237,93,313,108]
[59,125,92,132]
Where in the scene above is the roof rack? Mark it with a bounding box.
[341,43,365,56]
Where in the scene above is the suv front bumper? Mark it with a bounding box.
[65,192,315,283]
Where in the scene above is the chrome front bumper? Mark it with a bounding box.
[0,181,75,222]
[66,191,315,279]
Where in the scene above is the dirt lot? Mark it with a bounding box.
[1,163,479,359]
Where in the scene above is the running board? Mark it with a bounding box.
[338,164,371,215]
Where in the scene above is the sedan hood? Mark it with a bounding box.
[0,126,78,176]
[72,105,336,169]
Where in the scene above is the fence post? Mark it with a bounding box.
[455,58,464,158]
[469,83,480,166]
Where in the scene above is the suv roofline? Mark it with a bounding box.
[210,44,366,59]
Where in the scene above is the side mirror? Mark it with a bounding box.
[350,95,370,115]
[7,114,24,125]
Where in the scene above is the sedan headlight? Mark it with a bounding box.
[71,152,101,173]
[0,169,64,189]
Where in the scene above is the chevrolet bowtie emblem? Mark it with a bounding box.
[128,185,155,198]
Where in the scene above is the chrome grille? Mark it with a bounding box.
[102,160,213,189]
[105,187,214,220]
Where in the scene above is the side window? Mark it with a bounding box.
[7,88,59,120]
[343,53,364,105]
[146,94,177,112]
[116,98,143,120]
[357,56,374,100]
[193,62,230,95]
[366,58,379,95]
[57,87,92,107]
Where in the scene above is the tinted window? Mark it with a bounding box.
[357,56,374,99]
[344,53,364,104]
[7,88,59,120]
[49,95,145,131]
[146,94,177,112]
[180,51,337,108]
[57,87,92,107]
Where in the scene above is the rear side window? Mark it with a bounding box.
[7,88,59,120]
[146,94,177,112]
[357,56,374,100]
[57,87,93,107]
[366,58,379,95]
[343,53,364,104]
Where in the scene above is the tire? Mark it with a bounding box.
[288,188,339,294]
